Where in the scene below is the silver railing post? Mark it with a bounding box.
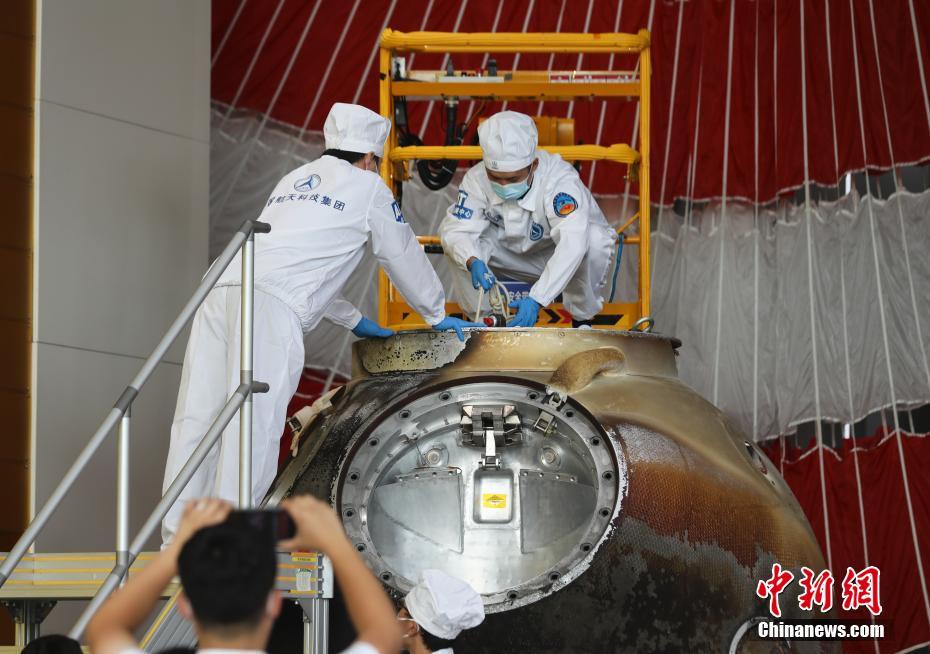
[302,610,312,654]
[116,405,131,584]
[69,380,270,640]
[313,598,329,653]
[239,230,255,508]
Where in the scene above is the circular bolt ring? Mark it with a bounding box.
[632,316,655,333]
[344,508,355,518]
[345,381,617,602]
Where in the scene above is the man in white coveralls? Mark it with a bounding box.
[161,103,478,543]
[439,111,617,328]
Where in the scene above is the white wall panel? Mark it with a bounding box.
[31,6,210,636]
[35,100,207,363]
[38,0,210,142]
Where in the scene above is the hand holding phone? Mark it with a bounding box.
[170,499,232,555]
[226,508,296,541]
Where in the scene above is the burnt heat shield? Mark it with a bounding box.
[266,329,835,653]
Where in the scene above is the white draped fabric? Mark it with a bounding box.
[211,106,930,441]
[651,194,930,440]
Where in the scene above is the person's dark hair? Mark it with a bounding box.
[177,522,277,632]
[322,148,380,169]
[420,629,456,652]
[322,148,366,164]
[21,634,82,654]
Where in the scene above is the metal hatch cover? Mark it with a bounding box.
[335,381,624,612]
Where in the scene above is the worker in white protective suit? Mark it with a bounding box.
[397,570,485,654]
[439,111,618,327]
[161,103,478,544]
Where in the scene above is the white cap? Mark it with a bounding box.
[405,570,485,641]
[478,111,538,172]
[323,103,391,157]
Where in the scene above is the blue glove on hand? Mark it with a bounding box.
[507,297,542,327]
[468,258,495,291]
[432,316,483,341]
[352,316,395,339]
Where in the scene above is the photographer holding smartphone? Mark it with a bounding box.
[86,496,401,654]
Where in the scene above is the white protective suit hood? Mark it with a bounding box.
[405,570,485,641]
[323,103,391,157]
[478,111,538,172]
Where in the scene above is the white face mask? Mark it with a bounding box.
[489,167,533,201]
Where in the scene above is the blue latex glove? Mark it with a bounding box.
[351,316,395,339]
[468,258,495,291]
[432,316,483,341]
[507,297,542,327]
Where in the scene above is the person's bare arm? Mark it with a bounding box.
[280,496,402,654]
[85,500,231,654]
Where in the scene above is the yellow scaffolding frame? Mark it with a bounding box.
[377,29,651,330]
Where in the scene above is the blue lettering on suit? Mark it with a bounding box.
[451,190,474,220]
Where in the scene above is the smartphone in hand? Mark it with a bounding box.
[226,508,296,540]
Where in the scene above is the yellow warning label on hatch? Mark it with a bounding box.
[482,494,508,508]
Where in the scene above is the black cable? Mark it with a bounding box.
[412,100,461,190]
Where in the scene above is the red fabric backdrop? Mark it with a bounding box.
[763,430,930,653]
[211,0,930,202]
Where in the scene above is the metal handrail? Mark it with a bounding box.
[0,219,271,599]
[69,380,267,639]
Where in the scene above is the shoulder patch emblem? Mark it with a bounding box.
[552,192,578,216]
[451,190,474,220]
[391,201,405,223]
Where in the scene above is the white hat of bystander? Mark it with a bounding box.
[405,569,485,641]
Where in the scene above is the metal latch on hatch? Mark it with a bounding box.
[533,392,566,437]
[460,405,522,469]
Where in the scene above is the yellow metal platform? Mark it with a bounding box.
[376,29,652,331]
[0,551,331,649]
